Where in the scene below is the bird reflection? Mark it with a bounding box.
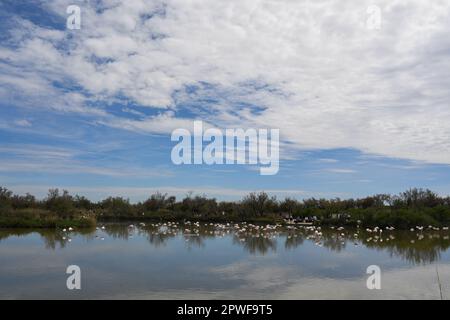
[1,222,450,264]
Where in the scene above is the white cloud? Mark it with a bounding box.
[14,119,32,127]
[318,158,339,163]
[99,112,200,135]
[0,144,173,178]
[325,168,357,174]
[1,0,450,164]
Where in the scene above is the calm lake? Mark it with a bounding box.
[1,222,449,299]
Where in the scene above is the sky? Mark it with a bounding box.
[1,0,450,202]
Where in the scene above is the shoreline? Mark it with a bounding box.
[1,215,449,230]
[1,187,450,230]
[0,216,96,229]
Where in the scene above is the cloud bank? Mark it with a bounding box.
[1,0,450,164]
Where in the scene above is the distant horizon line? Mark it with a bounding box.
[1,185,445,204]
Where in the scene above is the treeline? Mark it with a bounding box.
[0,187,95,228]
[1,187,450,228]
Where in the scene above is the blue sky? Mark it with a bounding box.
[1,0,450,202]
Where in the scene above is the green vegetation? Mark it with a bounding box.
[1,187,450,228]
[0,187,95,228]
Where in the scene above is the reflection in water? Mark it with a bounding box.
[363,232,450,265]
[0,228,94,250]
[233,235,277,255]
[1,222,450,299]
[1,223,450,265]
[285,233,304,250]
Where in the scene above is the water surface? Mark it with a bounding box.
[1,222,449,299]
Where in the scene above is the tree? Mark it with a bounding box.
[144,192,168,212]
[280,197,298,215]
[0,187,13,212]
[73,195,93,210]
[181,194,218,216]
[46,189,74,216]
[11,193,36,209]
[100,197,134,216]
[400,188,440,208]
[241,192,276,217]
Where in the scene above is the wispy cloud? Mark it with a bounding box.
[325,168,357,174]
[0,144,173,178]
[318,158,339,163]
[13,119,32,127]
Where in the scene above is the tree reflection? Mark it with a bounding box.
[285,233,304,249]
[361,231,450,265]
[0,228,95,249]
[1,224,450,265]
[233,234,277,255]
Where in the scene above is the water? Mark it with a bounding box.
[1,222,449,299]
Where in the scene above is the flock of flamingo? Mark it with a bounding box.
[58,221,450,246]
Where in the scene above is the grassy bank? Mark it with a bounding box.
[1,208,449,229]
[0,208,96,229]
[0,216,96,228]
[317,206,450,229]
[98,212,283,225]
